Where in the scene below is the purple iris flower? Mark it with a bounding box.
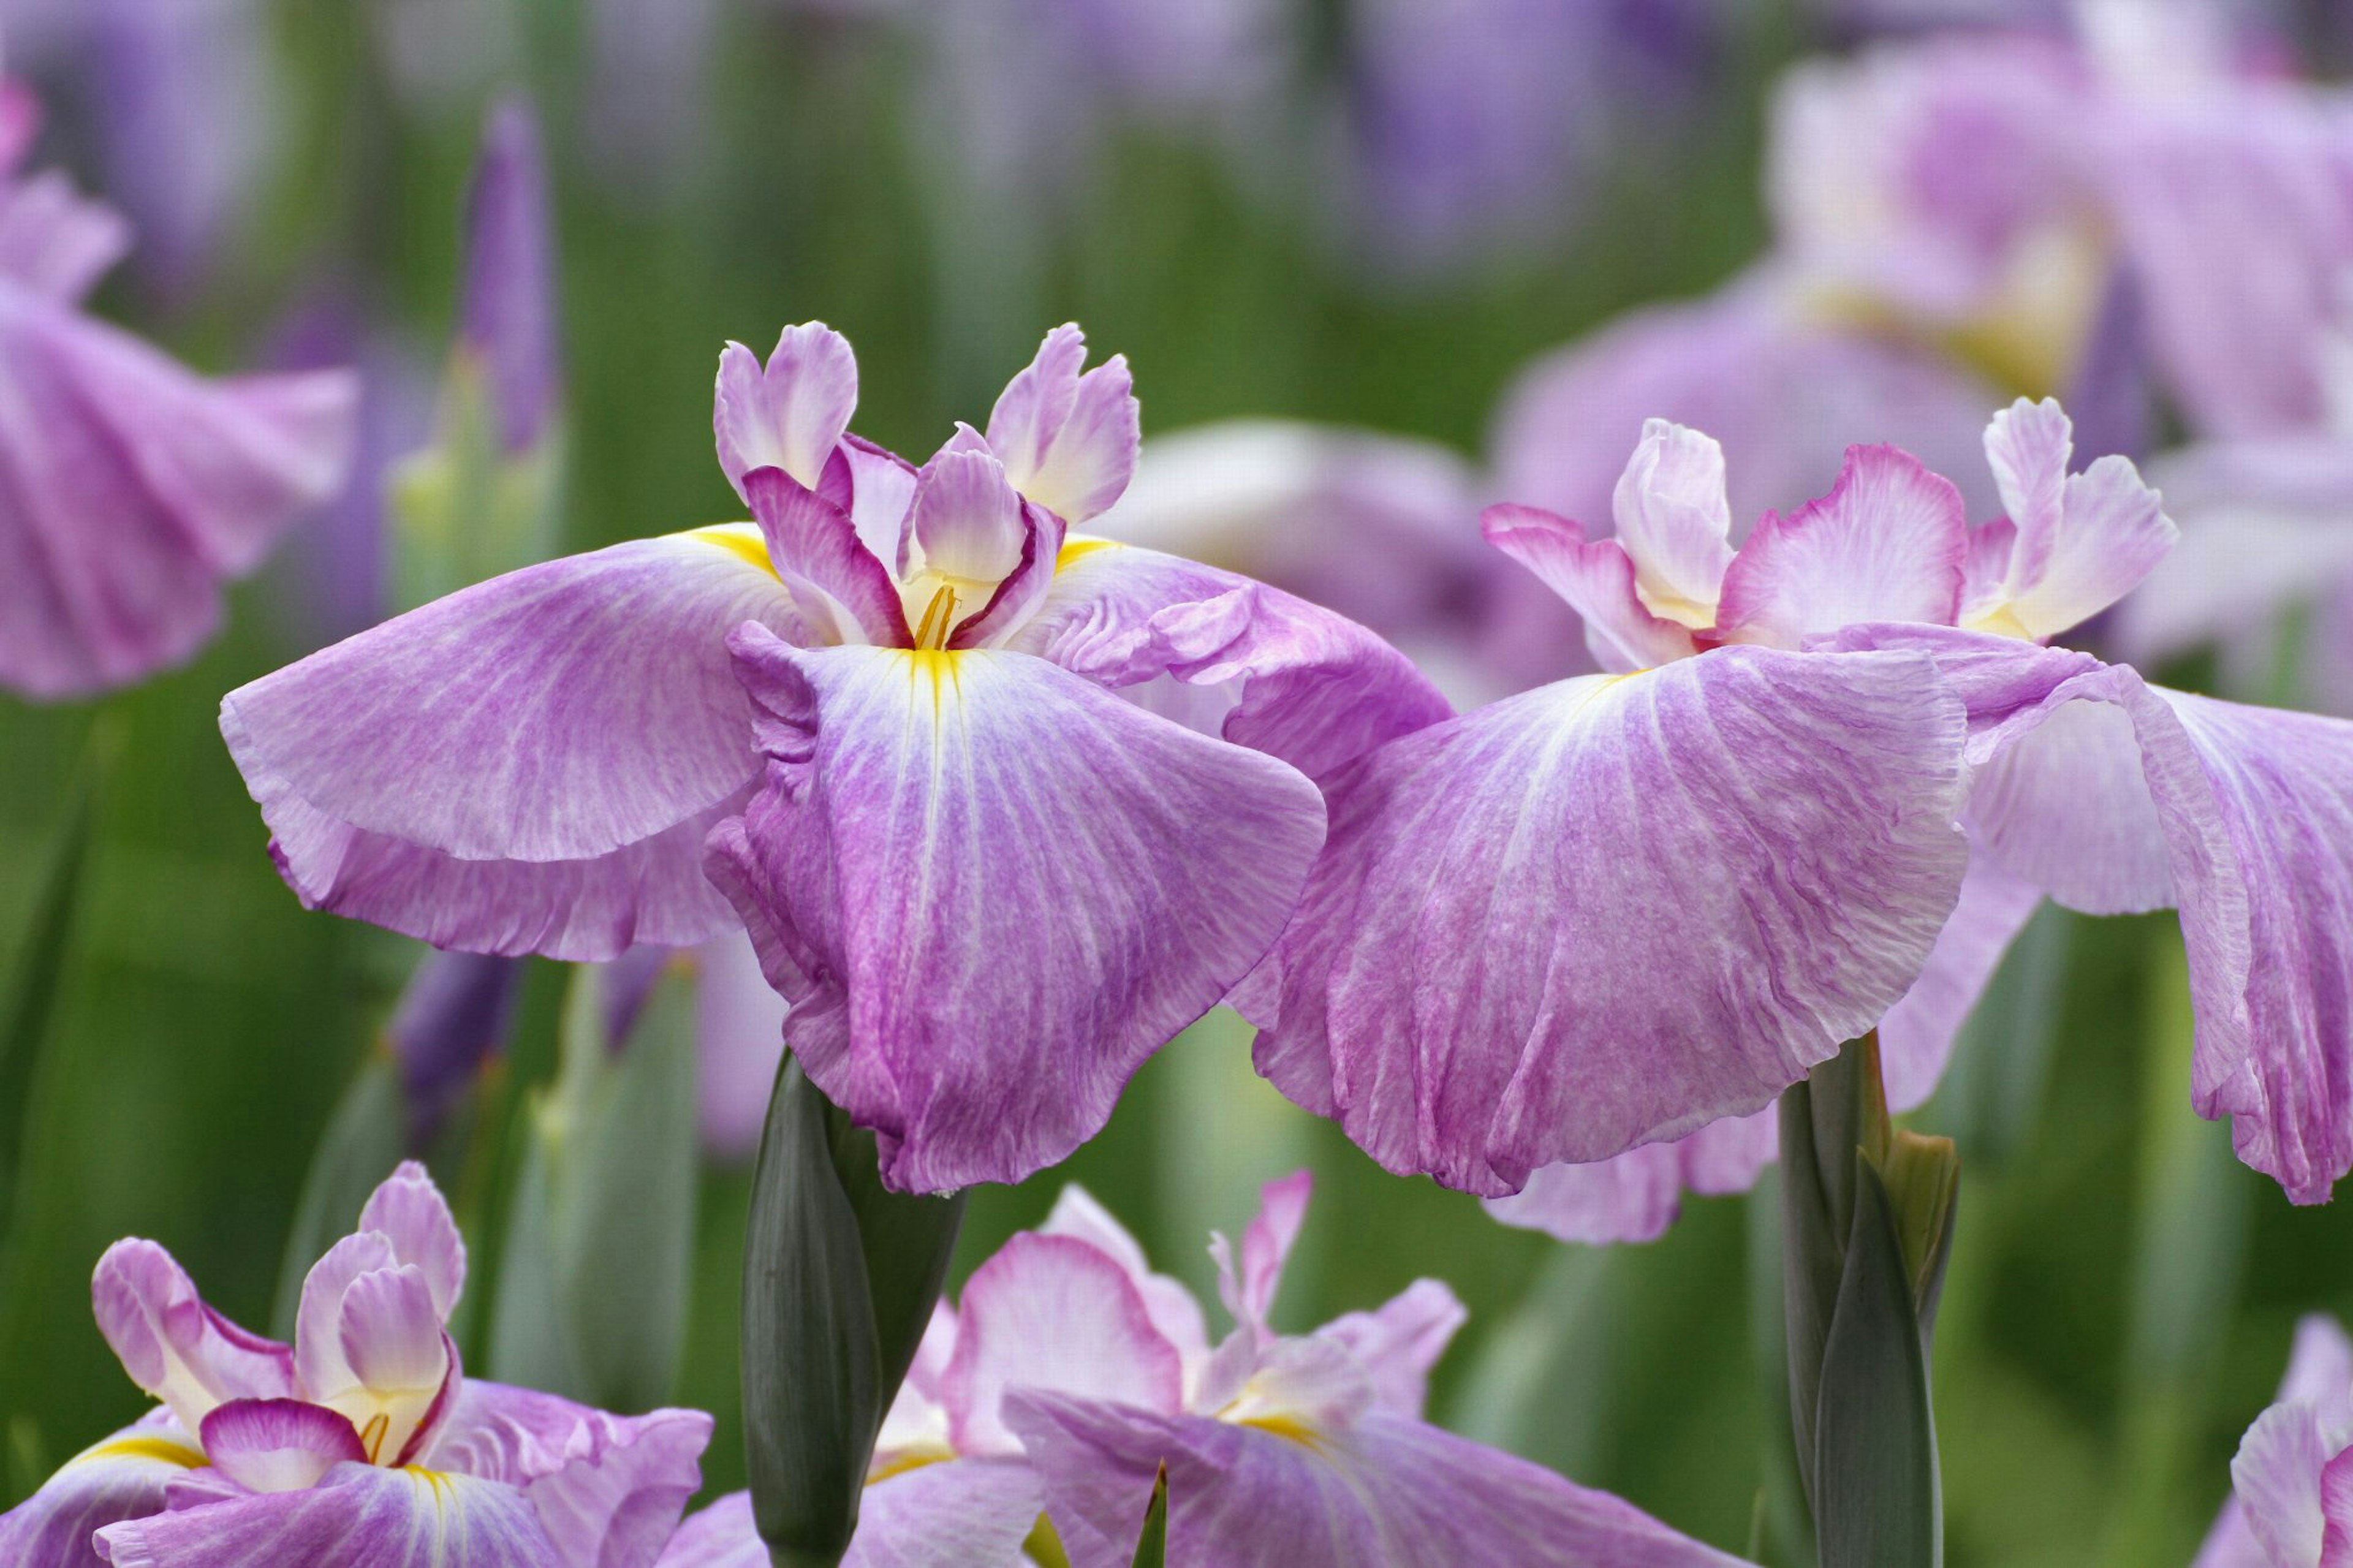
[1254,397,2353,1214]
[2194,1314,2353,1566]
[221,321,1447,1191]
[0,80,356,700]
[0,1162,711,1568]
[656,1172,1744,1568]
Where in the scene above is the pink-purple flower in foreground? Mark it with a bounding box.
[659,1172,1743,1568]
[0,79,356,700]
[221,321,1447,1191]
[2195,1315,2353,1567]
[1254,396,2353,1212]
[0,1162,710,1568]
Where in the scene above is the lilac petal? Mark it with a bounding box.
[2232,1401,2335,1567]
[93,1241,293,1437]
[1311,1279,1467,1419]
[461,97,559,455]
[1609,419,1734,624]
[336,1268,450,1410]
[1011,542,1453,786]
[908,447,1028,597]
[94,1462,559,1568]
[199,1399,366,1494]
[1715,445,1969,648]
[2279,1317,2353,1424]
[1978,398,2176,638]
[1484,1109,1781,1248]
[1210,1171,1311,1339]
[294,1232,401,1404]
[357,1161,467,1320]
[1254,646,1969,1194]
[714,323,857,499]
[742,467,909,646]
[704,633,1327,1192]
[0,170,132,303]
[1006,1398,1748,1568]
[940,1233,1186,1458]
[951,502,1064,651]
[1479,505,1699,673]
[655,1464,1042,1568]
[874,1305,959,1466]
[2191,1498,2267,1568]
[1040,1186,1211,1374]
[2327,1450,2353,1566]
[0,286,355,699]
[0,1416,202,1568]
[223,535,799,959]
[984,323,1139,525]
[694,928,789,1161]
[422,1381,711,1568]
[1879,863,2045,1113]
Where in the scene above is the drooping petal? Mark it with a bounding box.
[1608,419,1735,626]
[93,1242,293,1437]
[714,323,857,499]
[1005,1398,1748,1568]
[93,1462,559,1568]
[704,634,1327,1191]
[1311,1280,1467,1420]
[1039,1186,1211,1375]
[356,1162,467,1321]
[1976,398,2176,639]
[1478,505,1699,673]
[0,283,355,699]
[654,1464,1043,1568]
[199,1399,367,1494]
[1254,646,1969,1195]
[222,534,798,960]
[294,1232,399,1405]
[741,468,909,647]
[0,1415,202,1568]
[1715,445,1970,648]
[939,1233,1187,1458]
[1879,863,2045,1113]
[422,1381,712,1568]
[1482,1109,1781,1248]
[694,928,790,1162]
[984,323,1139,525]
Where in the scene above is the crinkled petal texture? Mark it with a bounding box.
[221,534,803,960]
[1005,1398,1746,1568]
[1254,647,1970,1195]
[93,1463,558,1568]
[653,1465,1043,1568]
[0,279,355,699]
[0,1417,203,1568]
[705,633,1328,1192]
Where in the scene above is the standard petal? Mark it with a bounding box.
[199,1399,368,1494]
[705,635,1327,1191]
[1483,1109,1780,1248]
[1256,646,1969,1194]
[1209,1171,1311,1341]
[1608,419,1735,625]
[742,467,909,646]
[984,323,1139,525]
[655,1464,1042,1568]
[1715,445,1970,648]
[1478,505,1699,673]
[1978,398,2176,639]
[715,324,857,498]
[940,1234,1186,1458]
[93,1241,293,1437]
[1006,1398,1747,1568]
[1311,1279,1467,1419]
[907,447,1028,594]
[356,1162,467,1321]
[294,1232,400,1406]
[0,1417,202,1568]
[94,1463,559,1568]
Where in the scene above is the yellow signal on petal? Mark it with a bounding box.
[686,522,781,580]
[73,1434,205,1471]
[1055,535,1120,571]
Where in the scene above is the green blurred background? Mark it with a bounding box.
[0,4,2333,1564]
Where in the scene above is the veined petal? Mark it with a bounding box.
[1609,419,1735,625]
[1715,445,1970,648]
[715,324,857,499]
[94,1463,559,1568]
[985,323,1139,525]
[199,1399,367,1495]
[908,447,1026,593]
[1879,863,2045,1113]
[1040,1186,1211,1376]
[1004,1398,1748,1568]
[356,1162,466,1322]
[1479,504,1699,673]
[1979,398,2176,639]
[1256,647,1970,1194]
[0,1415,201,1568]
[1311,1279,1467,1420]
[1483,1109,1780,1248]
[2231,1401,2334,1568]
[93,1242,293,1437]
[941,1233,1187,1458]
[654,1464,1042,1568]
[704,634,1327,1191]
[294,1233,399,1406]
[742,467,909,646]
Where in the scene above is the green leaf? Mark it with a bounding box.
[387,357,564,613]
[1775,1077,1841,1509]
[1812,1156,1942,1568]
[0,743,102,1236]
[271,1054,410,1339]
[1129,1463,1169,1568]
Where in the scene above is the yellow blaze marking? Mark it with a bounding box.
[1055,536,1120,570]
[685,523,781,579]
[865,1447,954,1486]
[1238,1412,1322,1448]
[76,1436,205,1470]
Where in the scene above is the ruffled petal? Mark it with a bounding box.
[1608,419,1735,625]
[985,323,1139,525]
[0,1416,201,1568]
[654,1465,1043,1568]
[94,1463,559,1568]
[1977,399,2175,639]
[199,1399,367,1494]
[1004,1398,1748,1568]
[742,468,909,646]
[356,1162,467,1322]
[1715,445,1970,648]
[1039,1186,1211,1374]
[1255,646,1969,1194]
[1310,1280,1466,1420]
[940,1233,1186,1458]
[1479,505,1699,673]
[93,1241,293,1437]
[1483,1109,1780,1248]
[714,324,857,499]
[0,284,355,699]
[704,634,1327,1191]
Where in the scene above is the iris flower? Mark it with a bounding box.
[222,321,1446,1191]
[0,78,355,699]
[0,1162,710,1568]
[1255,398,2353,1212]
[2196,1315,2353,1567]
[657,1173,1744,1568]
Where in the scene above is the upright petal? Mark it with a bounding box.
[940,1234,1186,1458]
[1311,1280,1467,1419]
[357,1162,467,1320]
[199,1399,368,1494]
[94,1463,559,1568]
[655,1466,1042,1568]
[907,447,1028,593]
[1479,504,1699,673]
[1256,648,1969,1194]
[1609,419,1735,626]
[222,535,798,959]
[1715,445,1970,648]
[0,1417,202,1568]
[985,323,1139,525]
[715,324,857,499]
[1210,1172,1311,1340]
[742,468,909,647]
[93,1242,293,1437]
[294,1232,400,1406]
[1483,1109,1781,1248]
[1978,398,2176,639]
[705,635,1327,1191]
